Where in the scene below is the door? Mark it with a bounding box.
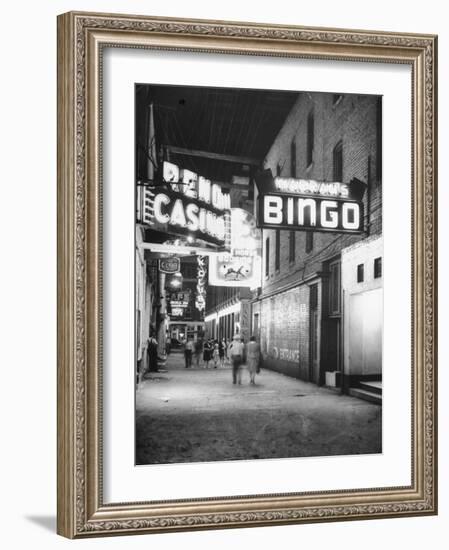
[321,258,342,384]
[309,284,319,382]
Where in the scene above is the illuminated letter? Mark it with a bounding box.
[339,184,349,198]
[170,199,187,227]
[342,203,360,230]
[186,203,199,231]
[212,184,222,209]
[198,177,211,203]
[163,161,179,183]
[321,200,338,228]
[287,197,294,225]
[198,208,206,233]
[153,193,170,224]
[263,195,283,224]
[297,198,316,226]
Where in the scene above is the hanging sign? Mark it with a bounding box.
[208,208,262,288]
[255,170,365,234]
[138,162,231,247]
[195,255,207,312]
[167,290,191,319]
[158,257,180,273]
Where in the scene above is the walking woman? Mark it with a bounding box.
[203,339,212,368]
[247,335,261,385]
[219,339,226,367]
[212,339,220,368]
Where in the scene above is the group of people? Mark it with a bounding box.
[184,337,227,369]
[228,334,261,385]
[184,334,261,385]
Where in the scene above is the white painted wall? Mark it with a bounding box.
[342,236,383,377]
[0,1,447,549]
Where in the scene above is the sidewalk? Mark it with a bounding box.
[136,357,381,465]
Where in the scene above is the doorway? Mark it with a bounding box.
[309,284,319,383]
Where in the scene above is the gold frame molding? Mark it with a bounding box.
[57,11,438,538]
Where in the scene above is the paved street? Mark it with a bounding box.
[136,351,381,465]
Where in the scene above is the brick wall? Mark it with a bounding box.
[258,284,312,379]
[257,92,382,381]
[261,92,381,295]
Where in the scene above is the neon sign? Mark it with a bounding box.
[138,161,231,247]
[255,170,365,234]
[208,209,262,288]
[261,195,362,232]
[195,255,207,312]
[152,191,227,242]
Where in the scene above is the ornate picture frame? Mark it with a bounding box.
[57,11,437,538]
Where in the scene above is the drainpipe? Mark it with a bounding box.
[340,289,345,394]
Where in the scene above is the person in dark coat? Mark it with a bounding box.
[147,332,159,373]
[194,338,203,367]
[203,339,212,368]
[219,339,225,367]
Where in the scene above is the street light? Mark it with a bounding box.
[167,271,183,289]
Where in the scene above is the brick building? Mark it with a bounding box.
[252,92,382,391]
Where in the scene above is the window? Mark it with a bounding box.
[276,163,281,177]
[333,140,343,181]
[357,263,364,283]
[289,230,295,262]
[307,110,314,166]
[374,257,382,278]
[310,283,318,309]
[328,260,341,315]
[290,139,296,177]
[306,231,314,253]
[275,229,280,271]
[265,237,270,277]
[376,96,382,183]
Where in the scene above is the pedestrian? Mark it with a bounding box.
[203,339,212,368]
[229,334,245,385]
[194,337,203,367]
[184,337,194,368]
[212,339,219,368]
[147,331,159,373]
[223,338,229,363]
[165,335,171,356]
[219,339,225,367]
[247,335,261,385]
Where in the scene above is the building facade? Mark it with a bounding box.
[253,92,382,389]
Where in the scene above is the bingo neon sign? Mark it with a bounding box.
[255,172,365,234]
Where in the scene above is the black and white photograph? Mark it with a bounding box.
[135,83,383,465]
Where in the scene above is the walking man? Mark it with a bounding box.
[184,337,194,368]
[229,334,245,385]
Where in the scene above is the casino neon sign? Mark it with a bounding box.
[255,172,365,234]
[139,161,231,247]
